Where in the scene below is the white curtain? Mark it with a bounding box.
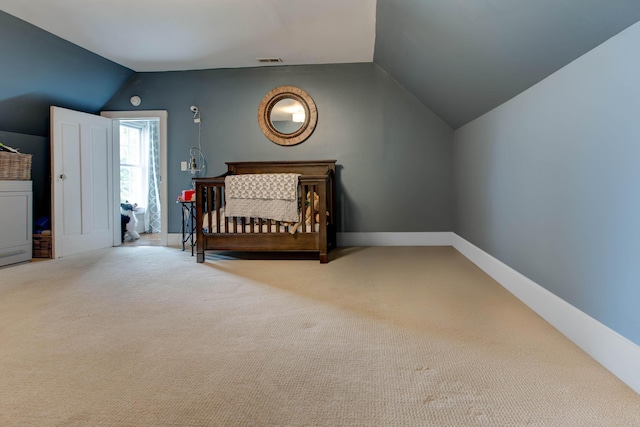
[145,120,161,233]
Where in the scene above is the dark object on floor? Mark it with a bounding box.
[121,214,130,242]
[120,202,140,241]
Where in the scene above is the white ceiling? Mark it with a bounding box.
[0,0,377,72]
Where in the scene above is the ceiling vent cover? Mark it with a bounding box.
[257,58,283,63]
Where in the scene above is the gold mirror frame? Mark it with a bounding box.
[258,86,318,146]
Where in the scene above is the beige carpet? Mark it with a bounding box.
[0,246,638,426]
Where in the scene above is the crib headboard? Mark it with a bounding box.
[226,160,336,176]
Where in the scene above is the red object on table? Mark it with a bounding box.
[181,190,195,201]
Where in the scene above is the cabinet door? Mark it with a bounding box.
[0,182,32,266]
[0,193,30,247]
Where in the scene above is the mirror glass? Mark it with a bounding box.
[270,98,306,135]
[258,85,318,146]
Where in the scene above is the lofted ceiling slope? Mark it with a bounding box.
[375,0,640,128]
[2,1,640,128]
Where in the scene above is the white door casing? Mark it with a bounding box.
[51,106,113,258]
[100,110,168,246]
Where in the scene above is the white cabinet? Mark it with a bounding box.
[0,181,32,267]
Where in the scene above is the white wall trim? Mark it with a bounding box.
[168,233,182,247]
[452,233,640,395]
[101,110,169,246]
[337,232,454,247]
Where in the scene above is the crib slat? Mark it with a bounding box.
[215,186,221,233]
[305,184,314,233]
[310,184,316,232]
[223,188,229,233]
[302,184,308,232]
[304,184,309,233]
[205,186,214,233]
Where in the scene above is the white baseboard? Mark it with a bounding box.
[452,234,640,395]
[172,231,454,249]
[167,233,182,247]
[337,232,454,247]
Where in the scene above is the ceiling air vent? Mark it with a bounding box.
[257,58,283,63]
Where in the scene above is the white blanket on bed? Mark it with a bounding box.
[224,173,300,223]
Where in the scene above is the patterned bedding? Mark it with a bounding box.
[224,173,300,223]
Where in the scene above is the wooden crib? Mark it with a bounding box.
[193,160,336,263]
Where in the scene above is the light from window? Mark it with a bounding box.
[120,123,148,207]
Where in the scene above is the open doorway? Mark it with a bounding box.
[119,118,161,246]
[101,110,168,247]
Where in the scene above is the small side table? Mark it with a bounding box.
[177,199,196,255]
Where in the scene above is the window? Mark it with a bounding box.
[120,122,148,207]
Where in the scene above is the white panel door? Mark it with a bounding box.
[51,106,113,258]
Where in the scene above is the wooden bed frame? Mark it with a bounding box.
[193,160,337,263]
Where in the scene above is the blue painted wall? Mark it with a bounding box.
[375,0,640,129]
[103,64,454,235]
[454,22,640,345]
[0,11,133,226]
[0,11,134,137]
[0,131,49,222]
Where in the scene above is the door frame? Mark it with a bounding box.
[101,110,168,246]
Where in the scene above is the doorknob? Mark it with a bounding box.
[59,173,66,180]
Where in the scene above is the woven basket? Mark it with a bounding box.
[0,152,32,180]
[33,235,52,258]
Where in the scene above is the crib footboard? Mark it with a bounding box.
[193,160,336,263]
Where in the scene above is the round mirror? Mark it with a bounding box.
[270,98,306,135]
[258,86,317,146]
